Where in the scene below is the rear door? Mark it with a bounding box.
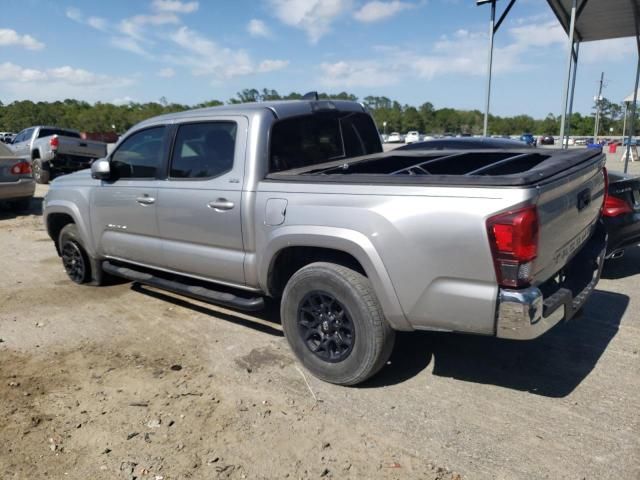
[156,118,247,285]
[91,126,167,266]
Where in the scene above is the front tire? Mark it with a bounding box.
[58,224,91,284]
[281,262,395,386]
[32,158,50,184]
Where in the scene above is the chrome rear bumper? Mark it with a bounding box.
[496,224,606,340]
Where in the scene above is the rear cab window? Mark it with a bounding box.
[269,111,382,173]
[38,128,80,139]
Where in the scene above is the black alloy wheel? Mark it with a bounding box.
[61,240,87,284]
[297,291,355,363]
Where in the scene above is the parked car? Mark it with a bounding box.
[386,132,403,143]
[0,142,34,211]
[10,126,107,184]
[562,137,576,146]
[602,170,640,259]
[397,137,534,151]
[44,99,607,386]
[622,138,638,146]
[0,132,15,143]
[404,131,420,144]
[540,135,555,145]
[520,133,535,146]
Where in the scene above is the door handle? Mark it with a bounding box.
[136,195,155,205]
[208,199,235,211]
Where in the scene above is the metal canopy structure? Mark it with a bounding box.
[478,0,640,172]
[547,0,640,41]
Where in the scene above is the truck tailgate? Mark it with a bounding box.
[533,154,606,284]
[57,137,106,158]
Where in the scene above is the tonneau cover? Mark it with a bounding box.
[266,148,605,187]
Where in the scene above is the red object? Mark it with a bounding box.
[10,161,32,175]
[49,135,59,150]
[603,195,633,217]
[609,143,617,153]
[487,206,539,288]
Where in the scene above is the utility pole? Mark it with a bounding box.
[593,72,605,142]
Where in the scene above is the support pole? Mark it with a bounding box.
[593,72,605,143]
[482,0,496,137]
[559,0,577,149]
[622,101,629,145]
[566,41,580,144]
[624,47,639,173]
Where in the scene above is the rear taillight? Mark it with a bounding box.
[602,167,608,213]
[603,195,633,217]
[487,205,539,288]
[50,135,59,150]
[10,161,32,175]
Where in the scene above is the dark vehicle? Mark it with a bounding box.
[603,170,640,259]
[520,133,535,145]
[397,137,534,151]
[540,135,555,145]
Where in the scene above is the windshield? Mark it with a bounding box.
[38,128,81,139]
[269,111,382,173]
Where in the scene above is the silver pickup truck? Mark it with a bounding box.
[11,126,106,184]
[43,99,607,385]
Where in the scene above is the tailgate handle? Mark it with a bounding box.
[577,188,591,211]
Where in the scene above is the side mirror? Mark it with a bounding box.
[91,158,111,180]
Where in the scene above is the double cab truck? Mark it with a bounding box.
[11,126,107,184]
[43,99,607,385]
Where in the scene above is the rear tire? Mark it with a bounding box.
[32,158,50,184]
[281,262,395,386]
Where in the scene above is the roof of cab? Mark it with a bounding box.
[134,99,367,129]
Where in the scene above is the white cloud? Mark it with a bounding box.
[353,1,414,23]
[0,62,133,90]
[320,60,398,87]
[151,0,199,13]
[110,36,150,56]
[157,67,176,77]
[167,27,288,78]
[247,19,272,38]
[317,18,565,88]
[508,20,566,48]
[66,8,109,32]
[0,28,45,51]
[258,59,290,72]
[87,17,109,31]
[580,37,637,64]
[112,96,136,105]
[0,62,47,82]
[269,0,353,44]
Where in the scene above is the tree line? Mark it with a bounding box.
[0,88,637,137]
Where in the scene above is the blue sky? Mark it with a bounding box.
[0,0,637,118]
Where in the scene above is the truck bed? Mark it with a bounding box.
[266,148,604,187]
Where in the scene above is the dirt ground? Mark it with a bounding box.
[1,174,639,479]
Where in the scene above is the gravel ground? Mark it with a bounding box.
[0,150,639,479]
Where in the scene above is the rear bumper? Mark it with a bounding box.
[604,212,640,257]
[0,178,36,201]
[50,154,95,172]
[496,223,607,340]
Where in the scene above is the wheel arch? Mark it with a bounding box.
[45,202,94,257]
[260,227,411,331]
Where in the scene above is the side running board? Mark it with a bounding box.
[102,261,265,312]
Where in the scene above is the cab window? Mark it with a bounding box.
[111,127,165,179]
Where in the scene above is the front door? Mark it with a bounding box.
[156,118,247,286]
[90,126,167,266]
